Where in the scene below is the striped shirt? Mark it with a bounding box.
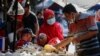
[68,12,100,56]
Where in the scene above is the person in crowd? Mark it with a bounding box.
[56,12,69,38]
[37,33,47,46]
[62,4,100,56]
[7,2,24,50]
[37,33,61,47]
[36,10,44,27]
[37,9,64,46]
[22,4,39,36]
[15,28,33,49]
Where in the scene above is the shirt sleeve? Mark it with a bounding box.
[56,23,64,40]
[86,16,98,31]
[31,14,37,23]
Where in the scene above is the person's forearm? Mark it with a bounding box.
[35,24,39,36]
[55,37,73,49]
[77,31,98,42]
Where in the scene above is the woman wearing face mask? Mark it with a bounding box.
[37,9,64,47]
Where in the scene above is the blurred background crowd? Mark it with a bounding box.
[0,0,100,54]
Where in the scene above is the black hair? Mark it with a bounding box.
[24,3,30,8]
[63,4,77,14]
[36,11,42,16]
[21,28,33,38]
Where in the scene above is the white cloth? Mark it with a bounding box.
[67,0,100,9]
[7,1,24,15]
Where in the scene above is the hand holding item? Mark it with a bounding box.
[54,36,73,50]
[68,33,80,44]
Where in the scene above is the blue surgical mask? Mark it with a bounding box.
[47,17,56,25]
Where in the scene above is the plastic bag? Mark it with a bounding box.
[68,42,76,54]
[7,1,24,15]
[7,1,24,21]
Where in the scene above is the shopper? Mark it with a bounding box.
[38,9,64,46]
[62,4,100,56]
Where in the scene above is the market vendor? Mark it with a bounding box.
[62,4,100,56]
[15,28,33,49]
[37,9,64,47]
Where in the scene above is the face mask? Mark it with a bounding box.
[47,17,56,25]
[69,18,75,24]
[68,15,76,24]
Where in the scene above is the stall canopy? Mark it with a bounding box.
[88,3,100,12]
[37,0,100,9]
[35,0,86,12]
[35,0,53,10]
[66,0,100,9]
[35,0,67,9]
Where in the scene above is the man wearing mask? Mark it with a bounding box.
[38,9,64,46]
[62,4,100,56]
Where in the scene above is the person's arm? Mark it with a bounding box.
[73,30,98,43]
[54,31,98,50]
[34,17,39,36]
[16,27,24,33]
[31,12,39,36]
[56,23,64,40]
[33,12,39,36]
[55,37,73,50]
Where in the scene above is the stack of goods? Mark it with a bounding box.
[0,42,77,56]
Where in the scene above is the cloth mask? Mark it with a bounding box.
[47,17,56,25]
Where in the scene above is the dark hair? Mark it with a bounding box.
[24,4,30,8]
[21,28,33,38]
[36,11,42,16]
[63,4,77,14]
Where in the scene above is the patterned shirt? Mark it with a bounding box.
[68,12,100,56]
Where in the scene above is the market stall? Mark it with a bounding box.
[0,42,77,56]
[0,0,100,56]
